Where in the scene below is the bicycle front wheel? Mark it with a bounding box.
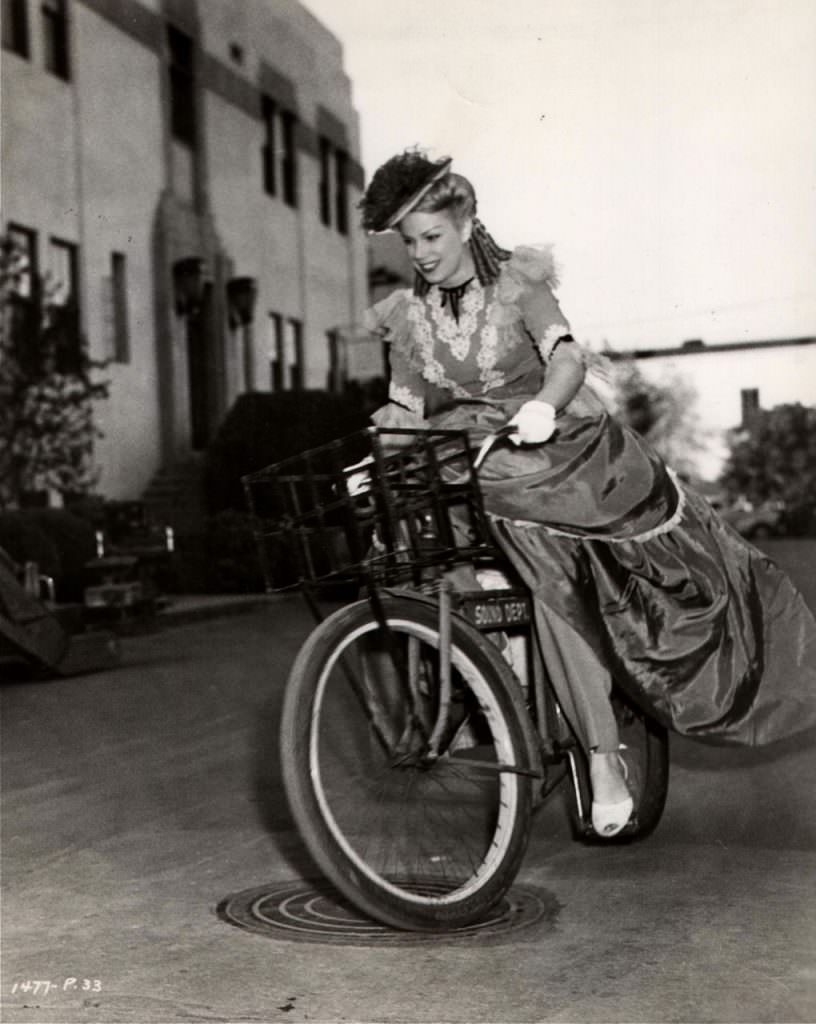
[280,595,536,931]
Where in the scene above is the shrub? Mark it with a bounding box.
[0,234,109,508]
[720,403,816,536]
[0,509,97,601]
[0,512,61,582]
[202,509,265,594]
[25,508,98,601]
[170,511,266,595]
[204,390,373,514]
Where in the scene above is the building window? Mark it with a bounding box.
[268,312,283,390]
[48,237,76,305]
[319,139,350,234]
[261,96,277,196]
[326,329,344,393]
[110,252,130,363]
[262,103,297,207]
[2,0,30,57]
[334,150,349,235]
[46,237,81,374]
[285,318,303,390]
[42,0,69,79]
[269,313,303,390]
[5,223,39,378]
[281,111,298,207]
[318,137,332,226]
[168,25,196,145]
[167,24,197,202]
[6,223,37,299]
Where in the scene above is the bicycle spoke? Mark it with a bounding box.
[311,616,521,895]
[281,597,534,929]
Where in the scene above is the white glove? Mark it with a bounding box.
[507,400,557,445]
[344,455,374,495]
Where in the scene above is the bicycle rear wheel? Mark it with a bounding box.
[280,595,536,931]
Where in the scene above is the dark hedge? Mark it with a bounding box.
[203,390,375,514]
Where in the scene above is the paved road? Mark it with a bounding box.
[2,585,815,1024]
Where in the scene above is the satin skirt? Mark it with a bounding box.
[433,402,816,746]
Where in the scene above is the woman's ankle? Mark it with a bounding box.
[589,749,630,805]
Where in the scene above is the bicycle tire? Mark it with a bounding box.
[280,595,536,931]
[568,686,670,842]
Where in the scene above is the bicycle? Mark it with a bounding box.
[244,426,669,932]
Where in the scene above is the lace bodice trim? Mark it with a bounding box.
[366,245,613,414]
[405,280,506,394]
[364,244,559,352]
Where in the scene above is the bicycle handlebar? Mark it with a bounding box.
[471,425,518,472]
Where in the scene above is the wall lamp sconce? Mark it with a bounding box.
[226,276,258,328]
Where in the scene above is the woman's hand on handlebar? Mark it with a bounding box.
[471,411,553,474]
[507,400,557,445]
[344,455,373,495]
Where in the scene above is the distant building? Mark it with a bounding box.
[606,337,816,478]
[331,231,409,387]
[2,0,367,504]
[368,232,411,302]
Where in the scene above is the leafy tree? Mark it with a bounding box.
[720,403,816,534]
[612,360,707,479]
[0,234,108,508]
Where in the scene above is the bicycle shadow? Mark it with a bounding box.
[248,680,327,881]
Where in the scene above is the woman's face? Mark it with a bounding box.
[398,210,474,288]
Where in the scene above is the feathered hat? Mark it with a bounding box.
[359,148,512,289]
[359,149,453,233]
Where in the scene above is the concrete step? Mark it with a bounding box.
[141,461,207,532]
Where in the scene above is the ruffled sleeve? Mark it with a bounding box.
[493,246,573,363]
[363,287,413,341]
[365,288,426,418]
[493,246,615,412]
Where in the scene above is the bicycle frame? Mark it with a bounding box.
[292,551,586,810]
[245,427,660,836]
[244,427,577,788]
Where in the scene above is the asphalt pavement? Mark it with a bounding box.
[2,570,816,1024]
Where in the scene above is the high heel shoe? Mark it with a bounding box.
[591,795,634,837]
[590,749,633,837]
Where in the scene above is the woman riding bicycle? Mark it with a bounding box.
[360,148,816,837]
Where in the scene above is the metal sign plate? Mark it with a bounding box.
[461,594,532,630]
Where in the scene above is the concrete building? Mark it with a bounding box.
[607,337,816,479]
[2,0,367,504]
[339,230,410,385]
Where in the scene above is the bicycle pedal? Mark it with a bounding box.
[583,813,640,840]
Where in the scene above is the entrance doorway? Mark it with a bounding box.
[185,284,216,451]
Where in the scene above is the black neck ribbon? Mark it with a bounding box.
[439,278,475,323]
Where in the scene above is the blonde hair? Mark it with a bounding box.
[361,149,510,291]
[412,172,510,291]
[413,172,477,226]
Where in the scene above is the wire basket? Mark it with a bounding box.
[242,427,499,591]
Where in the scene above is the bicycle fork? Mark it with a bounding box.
[426,580,453,756]
[382,579,456,761]
[363,581,546,783]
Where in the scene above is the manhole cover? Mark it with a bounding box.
[217,880,560,946]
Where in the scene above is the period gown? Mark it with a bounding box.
[365,246,816,747]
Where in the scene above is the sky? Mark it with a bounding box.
[301,0,816,352]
